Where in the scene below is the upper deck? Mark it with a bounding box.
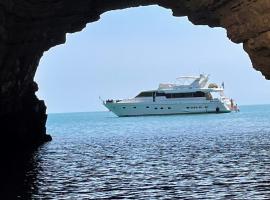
[140,74,224,94]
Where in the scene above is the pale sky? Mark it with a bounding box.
[35,6,270,113]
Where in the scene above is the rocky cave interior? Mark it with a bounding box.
[0,0,269,155]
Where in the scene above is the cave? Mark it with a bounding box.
[0,0,270,152]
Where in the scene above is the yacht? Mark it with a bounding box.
[102,74,236,117]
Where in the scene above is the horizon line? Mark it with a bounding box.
[47,103,270,115]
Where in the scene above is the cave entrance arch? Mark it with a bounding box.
[36,5,254,113]
[1,0,269,149]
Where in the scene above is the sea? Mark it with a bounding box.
[13,105,270,199]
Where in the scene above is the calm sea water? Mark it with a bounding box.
[14,105,270,199]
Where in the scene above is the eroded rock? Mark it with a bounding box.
[0,0,269,150]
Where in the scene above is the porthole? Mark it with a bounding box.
[168,107,171,109]
[160,107,164,109]
[133,106,136,109]
[146,106,150,108]
[155,108,158,110]
[122,107,126,109]
[186,107,190,109]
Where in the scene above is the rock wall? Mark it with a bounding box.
[0,0,269,150]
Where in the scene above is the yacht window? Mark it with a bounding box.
[122,107,126,109]
[168,107,171,109]
[156,92,165,97]
[165,92,205,98]
[186,107,190,109]
[136,92,153,97]
[193,91,205,97]
[166,93,192,98]
[133,106,136,109]
[184,93,193,98]
[160,107,164,109]
[155,108,158,110]
[165,93,172,98]
[146,106,150,108]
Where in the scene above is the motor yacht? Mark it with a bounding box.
[102,74,236,117]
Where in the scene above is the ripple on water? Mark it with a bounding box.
[21,105,270,199]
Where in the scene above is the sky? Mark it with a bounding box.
[35,6,270,113]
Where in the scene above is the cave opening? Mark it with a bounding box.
[1,0,270,153]
[2,2,270,199]
[34,6,270,115]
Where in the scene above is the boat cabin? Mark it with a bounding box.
[136,91,211,99]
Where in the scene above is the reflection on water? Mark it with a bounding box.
[3,151,37,199]
[7,105,270,199]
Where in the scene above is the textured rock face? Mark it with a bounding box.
[0,0,269,150]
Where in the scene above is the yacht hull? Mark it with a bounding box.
[104,100,231,117]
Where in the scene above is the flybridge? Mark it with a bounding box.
[158,74,210,90]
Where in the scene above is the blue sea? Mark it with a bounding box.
[18,105,270,199]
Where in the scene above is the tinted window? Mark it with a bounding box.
[165,93,172,98]
[156,92,165,97]
[166,93,193,98]
[136,92,153,97]
[165,92,205,98]
[193,91,205,97]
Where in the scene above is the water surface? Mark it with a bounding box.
[17,105,270,199]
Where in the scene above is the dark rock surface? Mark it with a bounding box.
[0,0,269,152]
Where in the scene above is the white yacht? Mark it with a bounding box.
[102,74,236,117]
